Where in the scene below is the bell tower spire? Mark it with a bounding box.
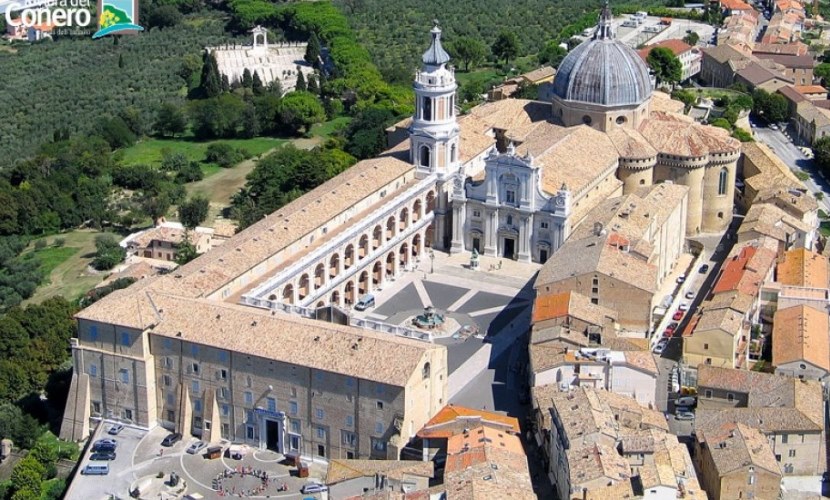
[410,21,460,181]
[594,0,614,40]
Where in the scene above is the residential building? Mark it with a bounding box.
[700,44,753,88]
[720,0,755,15]
[753,41,809,56]
[793,85,826,100]
[638,39,701,82]
[772,305,830,380]
[763,247,830,313]
[531,385,703,499]
[488,65,556,101]
[121,221,215,262]
[734,62,794,93]
[753,54,814,86]
[694,422,782,500]
[736,141,812,214]
[325,460,433,498]
[696,365,826,476]
[737,203,816,251]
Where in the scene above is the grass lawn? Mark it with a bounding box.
[821,221,830,237]
[311,116,352,138]
[455,67,502,88]
[22,230,121,306]
[38,431,80,461]
[119,137,287,167]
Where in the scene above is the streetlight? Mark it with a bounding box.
[429,249,435,274]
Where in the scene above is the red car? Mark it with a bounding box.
[672,310,684,321]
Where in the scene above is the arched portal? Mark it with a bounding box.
[316,301,325,308]
[372,261,383,287]
[399,243,409,269]
[399,208,409,231]
[314,263,325,289]
[344,281,355,306]
[282,284,294,305]
[426,191,436,212]
[386,251,396,280]
[329,253,340,279]
[330,290,341,306]
[413,199,423,222]
[386,216,396,240]
[358,271,370,296]
[298,274,310,300]
[372,225,383,250]
[344,244,355,269]
[413,234,422,258]
[359,234,370,260]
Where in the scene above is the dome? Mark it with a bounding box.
[552,6,652,107]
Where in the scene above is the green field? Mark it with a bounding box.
[119,137,287,167]
[24,246,80,276]
[311,116,352,138]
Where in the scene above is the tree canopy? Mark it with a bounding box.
[447,36,488,72]
[646,47,682,85]
[492,31,520,65]
[178,195,210,229]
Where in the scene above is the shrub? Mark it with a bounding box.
[33,240,47,250]
[52,238,65,248]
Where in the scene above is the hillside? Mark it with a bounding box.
[333,0,663,77]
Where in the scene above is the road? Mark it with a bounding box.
[752,125,830,213]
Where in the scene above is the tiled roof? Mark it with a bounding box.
[742,141,806,192]
[622,350,658,375]
[638,39,694,58]
[78,291,441,386]
[721,0,753,9]
[703,44,751,64]
[736,62,792,86]
[753,42,809,56]
[776,248,828,288]
[639,111,741,158]
[757,53,815,69]
[326,460,433,484]
[772,305,830,371]
[778,85,807,103]
[712,238,777,296]
[520,65,555,83]
[607,126,658,160]
[532,290,617,326]
[794,85,827,95]
[696,422,781,477]
[568,442,631,490]
[738,204,813,244]
[416,405,520,439]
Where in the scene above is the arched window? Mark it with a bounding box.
[718,168,728,195]
[506,215,513,226]
[450,144,457,163]
[422,362,430,380]
[423,97,432,121]
[420,145,431,168]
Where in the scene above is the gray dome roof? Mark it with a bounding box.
[552,38,653,107]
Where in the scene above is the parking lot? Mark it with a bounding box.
[66,423,330,499]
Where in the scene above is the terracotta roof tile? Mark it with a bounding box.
[772,305,830,371]
[776,248,828,288]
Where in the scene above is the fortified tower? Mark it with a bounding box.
[411,23,461,249]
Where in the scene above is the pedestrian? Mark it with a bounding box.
[159,448,164,457]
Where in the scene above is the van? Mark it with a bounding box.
[354,294,375,311]
[82,463,109,475]
[676,396,697,407]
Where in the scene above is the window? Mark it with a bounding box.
[718,168,728,196]
[371,437,387,453]
[505,190,516,204]
[194,400,202,412]
[166,393,175,406]
[218,369,227,380]
[582,115,592,125]
[375,422,384,434]
[92,401,101,414]
[290,387,297,397]
[749,475,755,485]
[450,144,457,163]
[473,210,481,218]
[194,416,203,429]
[541,221,549,229]
[341,430,357,446]
[123,409,132,420]
[290,436,300,451]
[244,391,253,405]
[705,390,713,398]
[192,380,200,394]
[316,408,325,420]
[164,357,173,369]
[704,343,709,350]
[782,435,789,444]
[420,145,431,168]
[221,423,229,438]
[89,364,98,378]
[317,444,326,457]
[245,410,254,423]
[119,369,129,384]
[289,401,298,415]
[422,97,432,121]
[221,404,230,417]
[422,363,431,380]
[346,415,354,428]
[246,376,252,388]
[120,332,130,346]
[167,410,175,422]
[246,426,255,440]
[705,358,712,365]
[376,401,384,410]
[89,325,98,342]
[290,419,301,434]
[727,393,734,402]
[163,375,171,387]
[789,449,796,457]
[191,363,200,374]
[218,387,229,400]
[616,116,627,125]
[267,397,277,413]
[204,421,211,431]
[316,426,326,439]
[506,215,513,226]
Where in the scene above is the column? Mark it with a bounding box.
[518,216,532,263]
[450,202,465,253]
[484,210,498,257]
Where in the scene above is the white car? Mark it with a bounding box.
[301,483,329,494]
[186,440,207,454]
[678,302,689,312]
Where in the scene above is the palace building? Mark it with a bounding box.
[61,4,739,461]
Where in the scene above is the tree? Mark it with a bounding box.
[295,70,307,92]
[537,41,567,68]
[205,143,246,168]
[815,63,830,85]
[174,239,199,265]
[278,91,325,134]
[448,36,487,72]
[92,234,125,271]
[189,94,247,139]
[814,136,830,175]
[0,403,41,449]
[140,191,171,225]
[160,151,188,173]
[682,31,700,46]
[148,5,182,28]
[492,31,520,65]
[305,31,321,65]
[10,456,45,498]
[199,51,223,98]
[646,47,682,86]
[252,72,264,95]
[242,68,253,89]
[307,74,319,95]
[94,117,136,149]
[178,195,209,230]
[155,102,187,137]
[751,89,788,123]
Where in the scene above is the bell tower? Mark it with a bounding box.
[411,22,460,181]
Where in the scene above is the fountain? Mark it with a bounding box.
[412,305,445,330]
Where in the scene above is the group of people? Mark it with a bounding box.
[212,466,286,497]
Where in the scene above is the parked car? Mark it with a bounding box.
[186,440,207,455]
[92,443,116,453]
[93,438,117,448]
[676,411,695,421]
[90,451,117,461]
[769,123,778,130]
[699,264,710,274]
[676,396,697,407]
[107,424,124,435]
[685,290,695,299]
[354,294,375,311]
[672,310,684,321]
[676,274,686,284]
[653,340,668,354]
[300,483,329,494]
[81,464,110,475]
[161,433,182,447]
[678,302,689,312]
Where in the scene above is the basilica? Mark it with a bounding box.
[397,3,741,263]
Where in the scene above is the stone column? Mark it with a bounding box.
[518,216,532,263]
[450,202,465,253]
[483,210,498,257]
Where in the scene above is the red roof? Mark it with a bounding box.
[712,246,757,294]
[532,291,570,323]
[416,405,521,440]
[638,39,694,60]
[720,0,753,10]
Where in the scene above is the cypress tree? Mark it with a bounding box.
[242,68,253,88]
[305,32,321,65]
[221,74,230,93]
[252,72,264,95]
[118,53,124,69]
[307,74,319,94]
[200,51,223,98]
[295,69,306,92]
